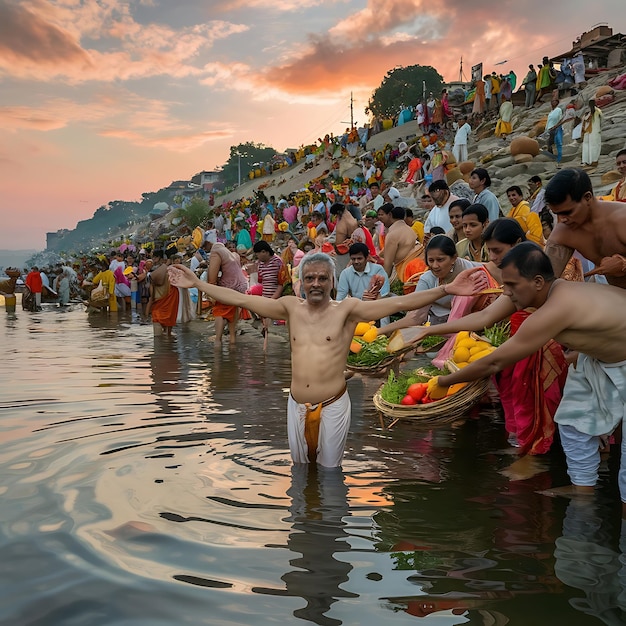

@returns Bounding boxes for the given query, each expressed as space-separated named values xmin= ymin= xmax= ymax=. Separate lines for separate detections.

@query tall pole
xmin=350 ymin=92 xmax=354 ymax=128
xmin=237 ymin=153 xmax=241 ymax=187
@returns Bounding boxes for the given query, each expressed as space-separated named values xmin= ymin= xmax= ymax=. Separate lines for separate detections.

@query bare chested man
xmin=168 ymin=255 xmax=486 ymax=468
xmin=544 ymin=168 xmax=626 ymax=288
xmin=435 ymin=243 xmax=626 ymax=516
xmin=330 ymin=202 xmax=359 ymax=277
xmin=377 ymin=203 xmax=423 ymax=280
xmin=330 ymin=202 xmax=358 ymax=246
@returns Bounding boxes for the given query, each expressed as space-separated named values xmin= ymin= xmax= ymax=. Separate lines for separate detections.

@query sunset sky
xmin=0 ymin=0 xmax=622 ymax=250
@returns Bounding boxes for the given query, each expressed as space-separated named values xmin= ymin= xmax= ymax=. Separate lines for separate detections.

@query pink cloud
xmin=213 ymin=0 xmax=331 ymax=11
xmin=0 ymin=1 xmax=92 ymax=68
xmin=0 ymin=1 xmax=248 ymax=82
xmin=98 ymin=128 xmax=236 ymax=151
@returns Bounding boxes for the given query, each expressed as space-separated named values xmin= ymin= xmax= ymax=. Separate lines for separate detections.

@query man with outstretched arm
xmin=432 ymin=243 xmax=626 ymax=517
xmin=168 ymin=254 xmax=487 ymax=468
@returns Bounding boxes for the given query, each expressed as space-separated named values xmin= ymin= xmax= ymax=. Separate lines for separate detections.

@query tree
xmin=183 ymin=197 xmax=210 ymax=229
xmin=220 ymin=142 xmax=278 ymax=188
xmin=366 ymin=65 xmax=445 ymax=119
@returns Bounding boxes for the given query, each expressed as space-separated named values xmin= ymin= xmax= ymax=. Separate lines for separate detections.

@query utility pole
xmin=341 ymin=92 xmax=357 ymax=129
xmin=350 ymin=91 xmax=354 ymax=128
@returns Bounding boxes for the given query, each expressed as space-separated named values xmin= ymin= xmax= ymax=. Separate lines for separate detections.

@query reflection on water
xmin=0 ymin=309 xmax=624 ymax=625
xmin=253 ymin=466 xmax=355 ymax=626
xmin=555 ymin=499 xmax=626 ymax=623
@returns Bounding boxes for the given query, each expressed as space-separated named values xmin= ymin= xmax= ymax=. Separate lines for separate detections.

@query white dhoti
xmin=287 ymin=388 xmax=350 ymax=467
xmin=555 ymin=354 xmax=626 ymax=500
xmin=582 ymin=128 xmax=602 ymax=165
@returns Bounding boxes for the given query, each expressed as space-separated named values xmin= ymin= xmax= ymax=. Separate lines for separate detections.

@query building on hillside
xmin=550 ymin=24 xmax=626 ymax=73
xmin=192 ymin=170 xmax=222 ymax=193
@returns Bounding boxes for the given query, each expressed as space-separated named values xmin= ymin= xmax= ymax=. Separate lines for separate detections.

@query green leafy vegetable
xmin=347 ymin=336 xmax=390 ymax=366
xmin=419 ymin=335 xmax=445 ymax=349
xmin=389 ymin=279 xmax=405 ymax=296
xmin=380 ymin=368 xmax=436 ymax=404
xmin=483 ymin=321 xmax=511 ymax=347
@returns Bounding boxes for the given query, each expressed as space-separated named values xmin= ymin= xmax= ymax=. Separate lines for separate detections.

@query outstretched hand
xmin=583 ymin=255 xmax=626 ymax=278
xmin=168 ymin=264 xmax=199 ymax=289
xmin=446 ymin=267 xmax=490 ymax=296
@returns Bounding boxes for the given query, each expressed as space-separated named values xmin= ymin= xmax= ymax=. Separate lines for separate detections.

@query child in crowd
xmin=456 ymin=204 xmax=490 ymax=262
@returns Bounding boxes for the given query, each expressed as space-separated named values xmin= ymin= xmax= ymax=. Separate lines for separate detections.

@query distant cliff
xmin=46 ymin=189 xmax=172 ymax=254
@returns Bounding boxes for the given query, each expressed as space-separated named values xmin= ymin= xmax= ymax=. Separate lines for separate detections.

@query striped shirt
xmin=258 ymin=254 xmax=283 ymax=298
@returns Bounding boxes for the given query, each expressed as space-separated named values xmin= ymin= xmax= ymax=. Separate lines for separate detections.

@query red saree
xmin=495 ymin=309 xmax=568 ymax=455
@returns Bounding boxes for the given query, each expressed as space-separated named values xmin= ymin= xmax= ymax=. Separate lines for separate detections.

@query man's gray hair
xmin=299 ymin=252 xmax=336 ymax=283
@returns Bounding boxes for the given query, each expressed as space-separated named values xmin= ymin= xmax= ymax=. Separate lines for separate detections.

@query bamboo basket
xmin=373 ymin=361 xmax=490 ymax=424
xmin=346 ymin=344 xmax=415 ymax=375
xmin=413 ymin=337 xmax=447 ymax=354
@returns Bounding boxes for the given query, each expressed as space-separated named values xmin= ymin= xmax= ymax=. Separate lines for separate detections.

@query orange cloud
xmin=261 ymin=36 xmax=460 ymax=93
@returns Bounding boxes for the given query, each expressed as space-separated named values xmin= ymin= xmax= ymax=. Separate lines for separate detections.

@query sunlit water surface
xmin=1 ymin=308 xmax=624 ymax=625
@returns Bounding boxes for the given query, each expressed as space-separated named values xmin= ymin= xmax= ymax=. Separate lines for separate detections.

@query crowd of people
xmin=9 ymin=66 xmax=626 ymax=519
xmin=158 ymin=163 xmax=624 ymax=515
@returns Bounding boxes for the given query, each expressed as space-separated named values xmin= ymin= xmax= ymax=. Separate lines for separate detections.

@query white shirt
xmin=363 ymin=164 xmax=376 ymax=181
xmin=213 ymin=214 xmax=225 ymax=235
xmin=109 ymin=259 xmax=124 ymax=273
xmin=454 ymin=123 xmax=471 ymax=146
xmin=424 ymin=193 xmax=459 ymax=233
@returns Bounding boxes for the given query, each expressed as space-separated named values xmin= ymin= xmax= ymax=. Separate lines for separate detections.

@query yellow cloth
xmin=495 ymin=120 xmax=512 ymax=137
xmin=536 ymin=64 xmax=551 ymax=90
xmin=304 ymin=386 xmax=347 ymax=463
xmin=92 ymin=270 xmax=117 ymax=312
xmin=508 ymin=201 xmax=544 ymax=245
xmin=410 ymin=220 xmax=424 ymax=243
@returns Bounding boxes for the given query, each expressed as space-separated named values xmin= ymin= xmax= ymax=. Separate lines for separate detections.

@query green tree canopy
xmin=366 ymin=65 xmax=445 ymax=119
xmin=220 ymin=142 xmax=278 ymax=188
xmin=183 ymin=197 xmax=210 ymax=229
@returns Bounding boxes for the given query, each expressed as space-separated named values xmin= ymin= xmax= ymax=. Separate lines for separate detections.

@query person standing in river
xmin=168 ymin=256 xmax=487 ymax=468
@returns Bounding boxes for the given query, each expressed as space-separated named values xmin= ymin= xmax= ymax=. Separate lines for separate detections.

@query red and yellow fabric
xmin=390 ymin=245 xmax=426 ymax=283
xmin=603 ymin=179 xmax=626 ymax=202
xmin=495 ymin=309 xmax=568 ymax=455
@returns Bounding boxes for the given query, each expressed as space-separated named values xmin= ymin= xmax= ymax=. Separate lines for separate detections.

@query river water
xmin=1 ymin=307 xmax=624 ymax=625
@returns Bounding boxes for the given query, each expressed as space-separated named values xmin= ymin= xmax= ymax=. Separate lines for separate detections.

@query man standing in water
xmin=435 ymin=243 xmax=626 ymax=516
xmin=168 ymin=255 xmax=486 ymax=468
